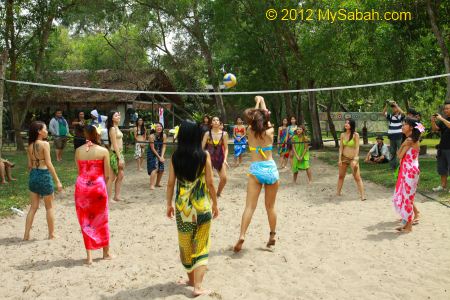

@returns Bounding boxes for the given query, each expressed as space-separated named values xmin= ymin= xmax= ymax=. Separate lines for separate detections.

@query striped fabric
xmin=386 ymin=113 xmax=404 ymax=140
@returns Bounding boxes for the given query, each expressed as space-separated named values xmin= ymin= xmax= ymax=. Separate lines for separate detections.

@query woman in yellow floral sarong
xmin=166 ymin=120 xmax=219 ymax=297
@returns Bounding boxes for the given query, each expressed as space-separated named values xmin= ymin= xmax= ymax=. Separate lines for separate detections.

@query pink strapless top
xmin=77 ymin=160 xmax=105 ymax=180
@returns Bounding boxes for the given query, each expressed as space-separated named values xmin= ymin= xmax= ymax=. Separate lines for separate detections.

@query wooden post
xmin=0 ymin=50 xmax=9 ymax=158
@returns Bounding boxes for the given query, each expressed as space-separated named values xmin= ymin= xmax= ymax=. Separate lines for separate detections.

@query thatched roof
xmin=31 ymin=69 xmax=183 ymax=105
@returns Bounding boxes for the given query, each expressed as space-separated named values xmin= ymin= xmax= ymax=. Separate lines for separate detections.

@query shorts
xmin=437 ymin=149 xmax=450 ymax=176
xmin=248 ymin=160 xmax=279 ymax=185
xmin=29 ymin=168 xmax=54 ymax=196
xmin=370 ymin=155 xmax=388 ymax=163
xmin=54 ymin=137 xmax=67 ymax=150
xmin=340 ymin=154 xmax=356 ymax=165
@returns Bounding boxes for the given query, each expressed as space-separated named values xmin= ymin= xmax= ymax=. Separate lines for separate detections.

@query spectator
xmin=382 ymin=100 xmax=405 ymax=170
xmin=72 ymin=111 xmax=86 ymax=149
xmin=49 ymin=109 xmax=69 ymax=161
xmin=0 ymin=158 xmax=16 ymax=184
xmin=364 ymin=135 xmax=390 ymax=164
xmin=90 ymin=109 xmax=108 ymax=146
xmin=431 ymin=102 xmax=450 ymax=192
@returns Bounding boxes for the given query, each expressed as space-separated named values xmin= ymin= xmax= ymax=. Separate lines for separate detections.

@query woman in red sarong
xmin=75 ymin=125 xmax=112 ymax=264
xmin=393 ymin=118 xmax=423 ymax=233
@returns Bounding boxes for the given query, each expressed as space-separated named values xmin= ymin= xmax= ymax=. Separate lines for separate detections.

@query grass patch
xmin=0 ymin=145 xmax=135 ymax=217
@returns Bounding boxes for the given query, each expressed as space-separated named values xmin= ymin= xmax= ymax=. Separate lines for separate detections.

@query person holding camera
xmin=431 ymin=102 xmax=450 ymax=192
xmin=382 ymin=100 xmax=405 ymax=170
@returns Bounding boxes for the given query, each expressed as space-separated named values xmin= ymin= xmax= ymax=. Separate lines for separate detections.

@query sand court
xmin=0 ymin=154 xmax=449 ymax=299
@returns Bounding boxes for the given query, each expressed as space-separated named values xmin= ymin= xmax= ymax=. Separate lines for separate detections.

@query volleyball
xmin=223 ymin=73 xmax=237 ymax=88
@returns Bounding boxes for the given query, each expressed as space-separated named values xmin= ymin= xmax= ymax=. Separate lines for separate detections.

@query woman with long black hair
xmin=336 ymin=119 xmax=366 ymax=201
xmin=106 ymin=111 xmax=124 ymax=202
xmin=147 ymin=122 xmax=167 ymax=189
xmin=166 ymin=120 xmax=219 ymax=297
xmin=24 ymin=121 xmax=63 ymax=240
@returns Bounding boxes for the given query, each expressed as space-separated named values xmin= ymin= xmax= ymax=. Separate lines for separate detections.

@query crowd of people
xmin=7 ymin=96 xmax=450 ymax=296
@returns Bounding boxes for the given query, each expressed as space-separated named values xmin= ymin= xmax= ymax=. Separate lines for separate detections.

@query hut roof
xmin=31 ymin=69 xmax=183 ymax=105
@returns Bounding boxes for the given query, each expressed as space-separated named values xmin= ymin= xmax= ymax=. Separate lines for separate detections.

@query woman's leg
xmin=239 ymin=155 xmax=243 ymax=165
xmin=306 ymin=168 xmax=312 ymax=184
xmin=43 ymin=194 xmax=56 ymax=239
xmin=336 ymin=163 xmax=348 ymax=196
xmin=5 ymin=165 xmax=15 ymax=181
xmin=85 ymin=250 xmax=93 ymax=265
xmin=413 ymin=204 xmax=420 ymax=224
xmin=24 ymin=192 xmax=40 ymax=240
xmin=234 ymin=175 xmax=263 ymax=252
xmin=149 ymin=169 xmax=157 ymax=190
xmin=114 ymin=167 xmax=124 ymax=201
xmin=264 ymin=181 xmax=279 ymax=247
xmin=351 ymin=161 xmax=365 ymax=200
xmin=156 ymin=171 xmax=164 ymax=187
xmin=293 ymin=171 xmax=298 ymax=183
xmin=192 ymin=265 xmax=210 ymax=296
xmin=217 ymin=165 xmax=227 ymax=197
xmin=107 ymin=172 xmax=117 ymax=199
xmin=103 ymin=246 xmax=113 ymax=259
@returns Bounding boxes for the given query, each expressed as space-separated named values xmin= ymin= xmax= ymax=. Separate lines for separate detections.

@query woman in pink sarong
xmin=75 ymin=125 xmax=112 ymax=264
xmin=393 ymin=117 xmax=423 ymax=233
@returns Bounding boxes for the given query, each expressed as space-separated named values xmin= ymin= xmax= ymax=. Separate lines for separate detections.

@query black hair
xmin=28 ymin=121 xmax=46 ymax=144
xmin=172 ymin=120 xmax=206 ymax=181
xmin=84 ymin=125 xmax=101 ymax=145
xmin=403 ymin=117 xmax=421 ymax=143
xmin=106 ymin=110 xmax=119 ymax=145
xmin=345 ymin=119 xmax=356 ymax=141
xmin=136 ymin=118 xmax=145 ymax=136
xmin=244 ymin=108 xmax=271 ymax=139
xmin=152 ymin=122 xmax=164 ymax=140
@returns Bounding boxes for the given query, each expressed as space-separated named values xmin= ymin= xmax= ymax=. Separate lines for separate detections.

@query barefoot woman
xmin=147 ymin=122 xmax=167 ymax=189
xmin=234 ymin=96 xmax=279 ymax=252
xmin=336 ymin=119 xmax=366 ymax=201
xmin=24 ymin=121 xmax=63 ymax=240
xmin=133 ymin=118 xmax=147 ymax=171
xmin=75 ymin=125 xmax=112 ymax=264
xmin=393 ymin=118 xmax=423 ymax=232
xmin=202 ymin=116 xmax=229 ymax=197
xmin=166 ymin=120 xmax=219 ymax=297
xmin=106 ymin=111 xmax=125 ymax=202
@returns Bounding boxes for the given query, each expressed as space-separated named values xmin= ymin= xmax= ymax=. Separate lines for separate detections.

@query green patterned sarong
xmin=110 ymin=151 xmax=124 ymax=175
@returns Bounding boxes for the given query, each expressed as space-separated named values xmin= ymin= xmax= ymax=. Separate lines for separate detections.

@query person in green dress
xmin=291 ymin=126 xmax=312 ymax=184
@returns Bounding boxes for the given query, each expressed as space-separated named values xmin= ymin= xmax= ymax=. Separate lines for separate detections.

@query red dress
xmin=393 ymin=148 xmax=420 ymax=223
xmin=75 ymin=160 xmax=109 ymax=250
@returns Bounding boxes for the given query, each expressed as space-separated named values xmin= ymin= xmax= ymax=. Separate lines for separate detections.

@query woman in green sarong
xmin=292 ymin=125 xmax=312 ymax=184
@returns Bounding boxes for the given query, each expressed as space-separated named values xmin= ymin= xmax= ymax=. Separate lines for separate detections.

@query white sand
xmin=1 ymin=153 xmax=449 ymax=299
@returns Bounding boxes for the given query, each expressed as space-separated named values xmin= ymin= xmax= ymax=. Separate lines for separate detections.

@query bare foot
xmin=113 ymin=197 xmax=121 ymax=202
xmin=176 ymin=278 xmax=194 ymax=287
xmin=360 ymin=197 xmax=367 ymax=201
xmin=267 ymin=232 xmax=276 ymax=248
xmin=233 ymin=238 xmax=245 ymax=253
xmin=156 ymin=184 xmax=163 ymax=187
xmin=23 ymin=235 xmax=30 ymax=241
xmin=48 ymin=234 xmax=57 ymax=240
xmin=193 ymin=289 xmax=212 ymax=297
xmin=0 ymin=181 xmax=6 ymax=184
xmin=149 ymin=186 xmax=155 ymax=190
xmin=84 ymin=259 xmax=93 ymax=265
xmin=103 ymin=254 xmax=114 ymax=260
xmin=8 ymin=178 xmax=17 ymax=181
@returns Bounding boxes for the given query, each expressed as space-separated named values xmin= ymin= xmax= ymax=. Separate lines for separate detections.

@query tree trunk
xmin=427 ymin=0 xmax=450 ymax=101
xmin=308 ymin=80 xmax=323 ymax=149
xmin=0 ymin=51 xmax=8 ymax=157
xmin=296 ymin=80 xmax=305 ymax=125
xmin=327 ymin=90 xmax=339 ymax=148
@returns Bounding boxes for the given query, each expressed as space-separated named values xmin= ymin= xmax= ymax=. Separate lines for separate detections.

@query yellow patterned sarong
xmin=175 ymin=170 xmax=212 ymax=272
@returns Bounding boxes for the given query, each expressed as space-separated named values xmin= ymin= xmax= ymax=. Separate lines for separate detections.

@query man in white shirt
xmin=90 ymin=109 xmax=109 ymax=146
xmin=364 ymin=135 xmax=390 ymax=164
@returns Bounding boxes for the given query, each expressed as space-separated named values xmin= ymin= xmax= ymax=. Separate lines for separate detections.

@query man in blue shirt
xmin=382 ymin=100 xmax=405 ymax=170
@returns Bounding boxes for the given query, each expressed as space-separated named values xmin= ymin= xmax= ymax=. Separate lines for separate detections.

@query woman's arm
xmin=223 ymin=132 xmax=229 ymax=162
xmin=397 ymin=138 xmax=412 ymax=160
xmin=132 ymin=127 xmax=137 ymax=139
xmin=338 ymin=133 xmax=344 ymax=164
xmin=43 ymin=142 xmax=62 ymax=192
xmin=301 ymin=142 xmax=309 ymax=159
xmin=165 ymin=160 xmax=176 ymax=219
xmin=202 ymin=132 xmax=208 ymax=149
xmin=277 ymin=127 xmax=281 ymax=144
xmin=354 ymin=133 xmax=360 ymax=160
xmin=27 ymin=148 xmax=32 ymax=171
xmin=160 ymin=134 xmax=167 ymax=162
xmin=149 ymin=134 xmax=160 ymax=158
xmin=205 ymin=153 xmax=219 ymax=218
xmin=102 ymin=148 xmax=110 ymax=184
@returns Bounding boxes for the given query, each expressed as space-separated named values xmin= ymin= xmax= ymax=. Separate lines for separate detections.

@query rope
xmin=5 ymin=73 xmax=450 ymax=96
